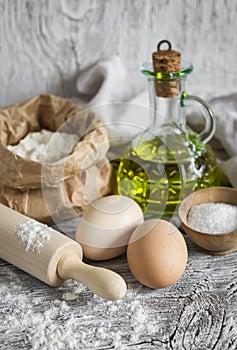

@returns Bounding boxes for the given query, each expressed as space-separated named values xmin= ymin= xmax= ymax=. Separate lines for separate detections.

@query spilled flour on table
xmin=0 ymin=272 xmax=157 ymax=349
xmin=62 ymin=285 xmax=85 ymax=301
xmin=15 ymin=219 xmax=52 ymax=254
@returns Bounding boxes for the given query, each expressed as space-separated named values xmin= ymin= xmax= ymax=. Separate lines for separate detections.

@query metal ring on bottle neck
xmin=157 ymin=40 xmax=172 ymax=52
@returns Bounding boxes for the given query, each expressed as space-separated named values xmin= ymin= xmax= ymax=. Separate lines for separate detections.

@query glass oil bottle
xmin=117 ymin=40 xmax=227 ymax=218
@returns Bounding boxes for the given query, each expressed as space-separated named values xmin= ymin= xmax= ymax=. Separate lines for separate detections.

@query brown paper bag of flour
xmin=0 ymin=94 xmax=111 ymax=224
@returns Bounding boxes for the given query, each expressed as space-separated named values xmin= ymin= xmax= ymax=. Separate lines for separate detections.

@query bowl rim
xmin=178 ymin=187 xmax=237 ymax=237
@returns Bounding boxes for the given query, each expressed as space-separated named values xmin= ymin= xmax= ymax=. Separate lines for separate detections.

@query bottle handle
xmin=182 ymin=93 xmax=217 ymax=144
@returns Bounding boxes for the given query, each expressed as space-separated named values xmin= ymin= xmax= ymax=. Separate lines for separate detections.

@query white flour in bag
xmin=7 ymin=129 xmax=78 ymax=162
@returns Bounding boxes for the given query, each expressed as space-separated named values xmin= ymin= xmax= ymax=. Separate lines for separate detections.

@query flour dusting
xmin=0 ymin=274 xmax=158 ymax=349
xmin=16 ymin=219 xmax=51 ymax=253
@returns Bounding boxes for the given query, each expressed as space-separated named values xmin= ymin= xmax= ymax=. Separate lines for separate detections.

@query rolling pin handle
xmin=57 ymin=254 xmax=127 ymax=301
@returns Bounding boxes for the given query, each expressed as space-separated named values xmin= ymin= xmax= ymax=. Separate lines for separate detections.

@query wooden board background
xmin=0 ymin=0 xmax=236 ymax=107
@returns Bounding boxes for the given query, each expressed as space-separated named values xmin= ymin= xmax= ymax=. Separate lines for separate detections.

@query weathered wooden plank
xmin=0 ymin=0 xmax=236 ymax=107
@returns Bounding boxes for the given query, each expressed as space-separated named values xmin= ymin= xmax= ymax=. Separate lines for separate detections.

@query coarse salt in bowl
xmin=178 ymin=187 xmax=237 ymax=255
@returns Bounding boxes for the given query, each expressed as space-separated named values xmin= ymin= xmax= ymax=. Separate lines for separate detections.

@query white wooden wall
xmin=0 ymin=0 xmax=236 ymax=107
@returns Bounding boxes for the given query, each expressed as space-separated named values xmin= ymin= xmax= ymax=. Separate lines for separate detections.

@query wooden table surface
xmin=0 ymin=217 xmax=236 ymax=350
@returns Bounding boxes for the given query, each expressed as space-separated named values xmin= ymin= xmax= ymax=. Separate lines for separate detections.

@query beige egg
xmin=76 ymin=195 xmax=144 ymax=260
xmin=127 ymin=219 xmax=188 ymax=288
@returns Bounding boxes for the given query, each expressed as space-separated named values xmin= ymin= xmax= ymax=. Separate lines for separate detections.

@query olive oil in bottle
xmin=117 ymin=132 xmax=225 ymax=218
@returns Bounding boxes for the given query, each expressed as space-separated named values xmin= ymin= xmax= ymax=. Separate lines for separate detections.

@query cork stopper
xmin=152 ymin=40 xmax=181 ymax=97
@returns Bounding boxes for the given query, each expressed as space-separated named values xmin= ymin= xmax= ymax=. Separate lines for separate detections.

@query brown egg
xmin=127 ymin=219 xmax=188 ymax=288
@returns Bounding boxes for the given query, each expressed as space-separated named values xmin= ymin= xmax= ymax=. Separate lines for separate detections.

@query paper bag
xmin=0 ymin=94 xmax=111 ymax=224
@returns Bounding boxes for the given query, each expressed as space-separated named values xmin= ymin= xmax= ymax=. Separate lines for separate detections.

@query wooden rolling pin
xmin=0 ymin=204 xmax=127 ymax=301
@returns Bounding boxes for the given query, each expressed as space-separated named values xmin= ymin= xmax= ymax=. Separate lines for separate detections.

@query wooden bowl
xmin=178 ymin=187 xmax=237 ymax=255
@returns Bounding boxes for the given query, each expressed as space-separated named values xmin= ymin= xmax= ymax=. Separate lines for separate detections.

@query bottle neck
xmin=148 ymin=77 xmax=186 ymax=132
